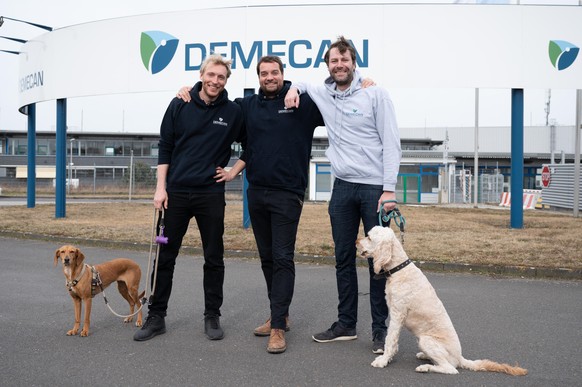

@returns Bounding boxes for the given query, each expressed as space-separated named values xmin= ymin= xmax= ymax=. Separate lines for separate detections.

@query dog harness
xmin=373 ymin=259 xmax=412 ymax=280
xmin=90 ymin=266 xmax=104 ymax=298
xmin=65 ymin=264 xmax=88 ymax=292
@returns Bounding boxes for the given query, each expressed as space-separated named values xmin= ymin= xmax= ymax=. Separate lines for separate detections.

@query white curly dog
xmin=356 ymin=226 xmax=527 ymax=376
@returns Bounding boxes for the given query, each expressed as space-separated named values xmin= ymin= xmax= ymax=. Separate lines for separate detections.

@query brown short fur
xmin=54 ymin=245 xmax=144 ymax=337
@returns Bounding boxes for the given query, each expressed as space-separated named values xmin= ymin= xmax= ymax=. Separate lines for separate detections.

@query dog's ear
xmin=371 ymin=232 xmax=394 ymax=274
xmin=76 ymin=248 xmax=85 ymax=264
xmin=54 ymin=248 xmax=61 ymax=266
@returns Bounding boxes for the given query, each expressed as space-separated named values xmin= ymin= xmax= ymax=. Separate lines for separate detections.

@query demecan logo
xmin=548 ymin=40 xmax=579 ymax=71
xmin=140 ymin=31 xmax=179 ymax=74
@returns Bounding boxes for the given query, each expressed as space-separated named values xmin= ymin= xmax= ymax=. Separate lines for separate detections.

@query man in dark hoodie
xmin=134 ymin=54 xmax=245 ymax=343
xmin=178 ymin=55 xmax=323 ymax=353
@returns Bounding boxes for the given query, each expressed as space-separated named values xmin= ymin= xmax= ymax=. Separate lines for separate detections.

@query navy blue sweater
xmin=158 ymin=82 xmax=244 ymax=193
xmin=237 ymin=81 xmax=323 ymax=196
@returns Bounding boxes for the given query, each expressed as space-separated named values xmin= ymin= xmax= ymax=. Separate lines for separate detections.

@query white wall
xmin=18 ymin=3 xmax=582 ymax=109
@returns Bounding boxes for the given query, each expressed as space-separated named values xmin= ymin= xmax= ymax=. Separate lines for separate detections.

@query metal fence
xmin=450 ymin=168 xmax=504 ymax=204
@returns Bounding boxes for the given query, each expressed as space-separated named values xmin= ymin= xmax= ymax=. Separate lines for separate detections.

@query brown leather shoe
xmin=267 ymin=328 xmax=287 ymax=354
xmin=253 ymin=317 xmax=290 ymax=337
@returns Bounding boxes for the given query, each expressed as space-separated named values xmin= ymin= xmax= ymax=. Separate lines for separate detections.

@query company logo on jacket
xmin=344 ymin=108 xmax=364 ymax=117
xmin=213 ymin=117 xmax=228 ymax=126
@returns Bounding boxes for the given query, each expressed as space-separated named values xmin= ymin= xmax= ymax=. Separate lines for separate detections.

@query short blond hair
xmin=200 ymin=54 xmax=233 ymax=79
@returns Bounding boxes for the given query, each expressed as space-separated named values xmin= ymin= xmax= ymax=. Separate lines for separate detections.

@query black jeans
xmin=247 ymin=188 xmax=304 ymax=330
xmin=328 ymin=179 xmax=388 ymax=334
xmin=148 ymin=191 xmax=225 ymax=318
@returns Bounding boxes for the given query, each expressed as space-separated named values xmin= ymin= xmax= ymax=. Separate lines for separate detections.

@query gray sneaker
xmin=372 ymin=330 xmax=387 ymax=354
xmin=133 ymin=314 xmax=166 ymax=341
xmin=204 ymin=315 xmax=224 ymax=340
xmin=312 ymin=322 xmax=357 ymax=343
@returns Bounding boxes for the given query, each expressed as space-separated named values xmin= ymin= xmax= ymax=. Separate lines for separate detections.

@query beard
xmin=260 ymin=81 xmax=282 ymax=97
xmin=332 ymin=70 xmax=353 ymax=88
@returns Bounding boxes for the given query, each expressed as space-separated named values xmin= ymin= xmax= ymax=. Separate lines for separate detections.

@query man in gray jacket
xmin=285 ymin=36 xmax=401 ymax=354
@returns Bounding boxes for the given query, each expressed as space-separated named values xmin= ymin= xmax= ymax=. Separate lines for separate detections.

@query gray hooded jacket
xmin=295 ymin=70 xmax=401 ymax=191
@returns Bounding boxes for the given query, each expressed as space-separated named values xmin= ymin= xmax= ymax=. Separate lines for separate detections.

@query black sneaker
xmin=133 ymin=315 xmax=166 ymax=341
xmin=372 ymin=330 xmax=387 ymax=354
xmin=204 ymin=315 xmax=224 ymax=340
xmin=312 ymin=322 xmax=357 ymax=343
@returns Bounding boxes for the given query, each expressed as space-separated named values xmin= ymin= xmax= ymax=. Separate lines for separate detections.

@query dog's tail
xmin=460 ymin=358 xmax=527 ymax=376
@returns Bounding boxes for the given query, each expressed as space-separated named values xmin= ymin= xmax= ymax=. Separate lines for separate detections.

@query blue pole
xmin=56 ymin=99 xmax=67 ymax=218
xmin=241 ymin=88 xmax=255 ymax=229
xmin=26 ymin=104 xmax=36 ymax=208
xmin=510 ymin=89 xmax=524 ymax=229
xmin=242 ymin=170 xmax=251 ymax=229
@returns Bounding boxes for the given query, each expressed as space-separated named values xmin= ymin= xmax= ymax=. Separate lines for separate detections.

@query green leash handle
xmin=378 ymin=200 xmax=405 ymax=233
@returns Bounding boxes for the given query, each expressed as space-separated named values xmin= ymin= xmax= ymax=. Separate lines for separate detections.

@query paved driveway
xmin=0 ymin=237 xmax=580 ymax=386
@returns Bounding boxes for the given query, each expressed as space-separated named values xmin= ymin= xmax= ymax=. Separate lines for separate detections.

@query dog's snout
xmin=64 ymin=257 xmax=70 ymax=265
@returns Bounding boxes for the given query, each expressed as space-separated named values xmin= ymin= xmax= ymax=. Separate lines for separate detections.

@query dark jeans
xmin=328 ymin=179 xmax=388 ymax=333
xmin=148 ymin=191 xmax=225 ymax=318
xmin=247 ymin=188 xmax=304 ymax=330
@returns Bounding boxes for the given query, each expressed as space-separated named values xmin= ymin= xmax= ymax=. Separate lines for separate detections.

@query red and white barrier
xmin=499 ymin=190 xmax=541 ymax=209
xmin=523 ymin=193 xmax=536 ymax=209
xmin=499 ymin=192 xmax=511 ymax=207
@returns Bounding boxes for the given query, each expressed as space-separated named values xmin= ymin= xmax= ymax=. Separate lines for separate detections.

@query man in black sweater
xmin=134 ymin=54 xmax=245 ymax=342
xmin=178 ymin=55 xmax=323 ymax=353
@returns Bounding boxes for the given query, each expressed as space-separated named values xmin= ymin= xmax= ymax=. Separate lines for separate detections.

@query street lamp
xmin=0 ymin=16 xmax=53 ymax=31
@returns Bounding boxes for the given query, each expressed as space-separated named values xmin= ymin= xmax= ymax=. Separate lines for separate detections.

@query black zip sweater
xmin=237 ymin=81 xmax=324 ymax=196
xmin=158 ymin=81 xmax=244 ymax=193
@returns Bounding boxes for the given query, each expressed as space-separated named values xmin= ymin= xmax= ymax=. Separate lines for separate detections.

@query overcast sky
xmin=1 ymin=0 xmax=579 ymax=135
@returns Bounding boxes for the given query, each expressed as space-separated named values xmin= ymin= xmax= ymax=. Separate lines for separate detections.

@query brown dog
xmin=54 ymin=245 xmax=144 ymax=337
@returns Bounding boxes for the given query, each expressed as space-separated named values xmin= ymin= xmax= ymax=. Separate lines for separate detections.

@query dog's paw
xmin=66 ymin=329 xmax=78 ymax=336
xmin=415 ymin=364 xmax=430 ymax=373
xmin=80 ymin=329 xmax=89 ymax=337
xmin=371 ymin=356 xmax=389 ymax=368
xmin=416 ymin=351 xmax=430 ymax=360
xmin=123 ymin=317 xmax=133 ymax=324
xmin=135 ymin=320 xmax=142 ymax=327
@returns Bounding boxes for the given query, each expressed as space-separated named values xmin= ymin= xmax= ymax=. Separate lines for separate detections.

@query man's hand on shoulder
xmin=284 ymin=87 xmax=300 ymax=109
xmin=176 ymin=86 xmax=193 ymax=102
xmin=362 ymin=77 xmax=376 ymax=89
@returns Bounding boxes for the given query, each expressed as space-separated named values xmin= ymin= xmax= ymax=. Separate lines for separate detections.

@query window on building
xmin=37 ymin=144 xmax=48 ymax=155
xmin=315 ymin=163 xmax=332 ymax=193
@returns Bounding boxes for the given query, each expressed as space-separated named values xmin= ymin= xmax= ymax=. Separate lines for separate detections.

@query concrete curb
xmin=5 ymin=231 xmax=581 ymax=281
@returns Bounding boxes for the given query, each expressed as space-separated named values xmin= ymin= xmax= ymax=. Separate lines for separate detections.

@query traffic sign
xmin=541 ymin=165 xmax=551 ymax=188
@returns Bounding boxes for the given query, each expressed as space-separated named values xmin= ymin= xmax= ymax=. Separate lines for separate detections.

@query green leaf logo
xmin=140 ymin=31 xmax=179 ymax=74
xmin=548 ymin=40 xmax=579 ymax=71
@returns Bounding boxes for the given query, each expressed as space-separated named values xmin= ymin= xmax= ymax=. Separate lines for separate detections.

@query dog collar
xmin=66 ymin=264 xmax=89 ymax=291
xmin=373 ymin=259 xmax=412 ymax=280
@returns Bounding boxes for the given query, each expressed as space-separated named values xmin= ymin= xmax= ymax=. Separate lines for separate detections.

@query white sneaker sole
xmin=312 ymin=335 xmax=357 ymax=343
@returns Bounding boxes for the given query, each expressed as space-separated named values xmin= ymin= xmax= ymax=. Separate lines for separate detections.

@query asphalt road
xmin=0 ymin=237 xmax=580 ymax=387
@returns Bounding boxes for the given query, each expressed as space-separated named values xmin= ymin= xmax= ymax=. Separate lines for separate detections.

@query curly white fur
xmin=356 ymin=226 xmax=527 ymax=376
